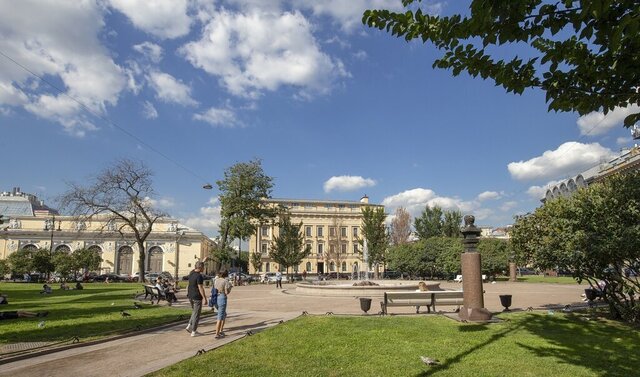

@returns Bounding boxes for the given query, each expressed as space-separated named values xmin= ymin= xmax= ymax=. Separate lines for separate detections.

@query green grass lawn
xmin=0 ymin=282 xmax=192 ymax=344
xmin=150 ymin=313 xmax=638 ymax=377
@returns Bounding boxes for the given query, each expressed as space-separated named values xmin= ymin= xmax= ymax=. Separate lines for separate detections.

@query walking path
xmin=0 ymin=280 xmax=588 ymax=377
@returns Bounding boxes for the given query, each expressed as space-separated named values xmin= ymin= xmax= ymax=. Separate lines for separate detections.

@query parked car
xmin=517 ymin=268 xmax=536 ymax=276
xmin=94 ymin=273 xmax=124 ymax=282
xmin=326 ymin=272 xmax=350 ymax=280
xmin=145 ymin=273 xmax=160 ymax=283
xmin=229 ymin=272 xmax=254 ymax=284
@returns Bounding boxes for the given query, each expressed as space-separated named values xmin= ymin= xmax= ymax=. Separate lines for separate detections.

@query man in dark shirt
xmin=186 ymin=261 xmax=207 ymax=337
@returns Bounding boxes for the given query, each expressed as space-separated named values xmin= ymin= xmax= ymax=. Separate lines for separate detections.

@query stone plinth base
xmin=509 ymin=262 xmax=517 ymax=282
xmin=458 ymin=306 xmax=493 ymax=322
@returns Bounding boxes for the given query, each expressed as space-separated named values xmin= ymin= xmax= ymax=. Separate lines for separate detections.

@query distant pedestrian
xmin=214 ymin=270 xmax=232 ymax=339
xmin=275 ymin=270 xmax=283 ymax=289
xmin=302 ymin=270 xmax=307 ymax=281
xmin=186 ymin=261 xmax=207 ymax=337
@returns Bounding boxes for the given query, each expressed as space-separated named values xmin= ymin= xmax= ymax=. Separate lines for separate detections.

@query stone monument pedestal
xmin=509 ymin=262 xmax=517 ymax=282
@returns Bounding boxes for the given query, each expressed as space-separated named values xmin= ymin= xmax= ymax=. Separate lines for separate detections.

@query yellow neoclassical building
xmin=248 ymin=196 xmax=385 ymax=276
xmin=0 ymin=188 xmax=214 ymax=279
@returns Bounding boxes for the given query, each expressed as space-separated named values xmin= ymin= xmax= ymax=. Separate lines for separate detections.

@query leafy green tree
xmin=73 ymin=248 xmax=103 ymax=273
xmin=31 ymin=248 xmax=54 ymax=277
xmin=478 ymin=238 xmax=511 ymax=277
xmin=414 ymin=205 xmax=443 ymax=240
xmin=360 ymin=206 xmax=388 ymax=278
xmin=424 ymin=237 xmax=463 ymax=279
xmin=250 ymin=251 xmax=263 ymax=275
xmin=59 ymin=158 xmax=166 ymax=282
xmin=7 ymin=249 xmax=33 ymax=275
xmin=442 ymin=210 xmax=463 ymax=238
xmin=512 ymin=171 xmax=640 ymax=323
xmin=0 ymin=259 xmax=9 ymax=277
xmin=52 ymin=251 xmax=78 ymax=280
xmin=364 ymin=1 xmax=640 ymax=127
xmin=269 ymin=215 xmax=311 ymax=278
xmin=217 ymin=159 xmax=279 ymax=252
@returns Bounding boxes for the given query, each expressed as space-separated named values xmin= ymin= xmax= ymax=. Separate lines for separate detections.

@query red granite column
xmin=458 ymin=215 xmax=492 ymax=322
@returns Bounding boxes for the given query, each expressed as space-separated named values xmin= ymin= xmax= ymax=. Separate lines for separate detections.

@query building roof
xmin=266 ymin=198 xmax=383 ymax=207
xmin=0 ymin=189 xmax=59 ymax=217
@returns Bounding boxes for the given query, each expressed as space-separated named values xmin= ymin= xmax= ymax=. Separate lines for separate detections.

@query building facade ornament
xmin=9 ymin=218 xmax=21 ymax=229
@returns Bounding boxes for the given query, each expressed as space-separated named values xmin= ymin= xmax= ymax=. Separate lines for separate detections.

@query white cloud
xmin=617 ymin=136 xmax=632 ymax=146
xmin=180 ymin=8 xmax=348 ymax=98
xmin=107 ymin=0 xmax=191 ymax=39
xmin=577 ymin=104 xmax=640 ymax=136
xmin=507 ymin=142 xmax=615 ymax=181
xmin=381 ymin=188 xmax=478 ymax=219
xmin=142 ymin=101 xmax=158 ymax=119
xmin=193 ymin=107 xmax=242 ymax=128
xmin=476 ymin=191 xmax=502 ymax=202
xmin=323 ymin=175 xmax=376 ymax=193
xmin=147 ymin=71 xmax=198 ymax=106
xmin=132 ymin=42 xmax=163 ymax=63
xmin=144 ymin=196 xmax=176 ymax=209
xmin=353 ymin=50 xmax=368 ymax=60
xmin=526 ymin=180 xmax=560 ymax=199
xmin=0 ymin=1 xmax=127 ymax=136
xmin=181 ymin=197 xmax=222 ymax=236
xmin=499 ymin=201 xmax=518 ymax=212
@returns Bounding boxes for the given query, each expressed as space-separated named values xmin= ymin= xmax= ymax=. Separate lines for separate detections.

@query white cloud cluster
xmin=577 ymin=104 xmax=640 ymax=136
xmin=182 ymin=197 xmax=222 ymax=236
xmin=381 ymin=188 xmax=487 ymax=219
xmin=108 ymin=0 xmax=191 ymax=39
xmin=0 ymin=0 xmax=127 ymax=137
xmin=476 ymin=191 xmax=502 ymax=202
xmin=323 ymin=175 xmax=376 ymax=193
xmin=193 ymin=107 xmax=242 ymax=128
xmin=144 ymin=196 xmax=176 ymax=209
xmin=180 ymin=9 xmax=348 ymax=98
xmin=147 ymin=71 xmax=198 ymax=106
xmin=507 ymin=142 xmax=615 ymax=181
xmin=133 ymin=42 xmax=163 ymax=63
xmin=142 ymin=101 xmax=158 ymax=119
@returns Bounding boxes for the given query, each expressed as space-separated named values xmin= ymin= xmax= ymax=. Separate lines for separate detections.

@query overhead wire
xmin=0 ymin=49 xmax=212 ymax=187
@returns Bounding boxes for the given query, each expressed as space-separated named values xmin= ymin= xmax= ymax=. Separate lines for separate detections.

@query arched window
xmin=22 ymin=244 xmax=38 ymax=252
xmin=305 ymin=262 xmax=312 ymax=272
xmin=117 ymin=246 xmax=133 ymax=275
xmin=88 ymin=245 xmax=102 ymax=254
xmin=55 ymin=244 xmax=71 ymax=253
xmin=330 ymin=262 xmax=335 ymax=272
xmin=353 ymin=262 xmax=359 ymax=272
xmin=147 ymin=246 xmax=163 ymax=273
xmin=341 ymin=261 xmax=347 ymax=272
xmin=266 ymin=262 xmax=271 ymax=272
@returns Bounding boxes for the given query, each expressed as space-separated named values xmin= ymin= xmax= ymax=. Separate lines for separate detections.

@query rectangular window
xmin=329 ymin=227 xmax=336 ymax=237
xmin=330 ymin=245 xmax=336 ymax=254
xmin=305 ymin=226 xmax=312 ymax=237
xmin=258 ymin=265 xmax=263 ymax=272
xmin=318 ymin=243 xmax=323 ymax=254
xmin=317 ymin=226 xmax=324 ymax=237
xmin=261 ymin=226 xmax=269 ymax=236
xmin=341 ymin=244 xmax=347 ymax=254
xmin=340 ymin=227 xmax=347 ymax=237
xmin=352 ymin=227 xmax=358 ymax=237
xmin=353 ymin=244 xmax=359 ymax=253
xmin=261 ymin=243 xmax=268 ymax=254
xmin=306 ymin=243 xmax=312 ymax=252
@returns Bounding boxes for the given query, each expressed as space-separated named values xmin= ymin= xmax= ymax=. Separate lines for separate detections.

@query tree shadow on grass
xmin=414 ymin=321 xmax=520 ymax=376
xmin=513 ymin=314 xmax=639 ymax=377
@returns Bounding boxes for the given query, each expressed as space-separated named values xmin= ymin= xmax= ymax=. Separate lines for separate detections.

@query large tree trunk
xmin=137 ymin=240 xmax=146 ymax=282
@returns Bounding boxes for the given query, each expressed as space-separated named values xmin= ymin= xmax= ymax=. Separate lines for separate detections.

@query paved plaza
xmin=0 ymin=280 xmax=589 ymax=377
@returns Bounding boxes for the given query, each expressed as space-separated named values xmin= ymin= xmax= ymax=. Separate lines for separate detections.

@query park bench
xmin=143 ymin=285 xmax=167 ymax=304
xmin=430 ymin=290 xmax=464 ymax=312
xmin=381 ymin=292 xmax=434 ymax=314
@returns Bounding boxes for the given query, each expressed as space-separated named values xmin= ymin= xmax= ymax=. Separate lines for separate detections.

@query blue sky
xmin=1 ymin=0 xmax=636 ymax=236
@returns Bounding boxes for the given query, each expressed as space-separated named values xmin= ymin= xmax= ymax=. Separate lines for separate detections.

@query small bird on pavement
xmin=420 ymin=356 xmax=440 ymax=366
xmin=121 ymin=311 xmax=131 ymax=317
